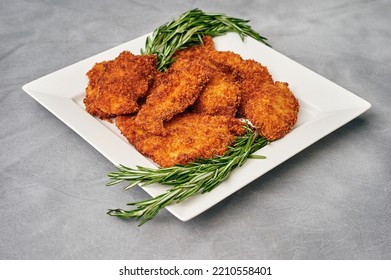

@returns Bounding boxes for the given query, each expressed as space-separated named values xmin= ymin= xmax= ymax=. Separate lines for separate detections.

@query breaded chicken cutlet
xmin=200 ymin=49 xmax=274 ymax=116
xmin=134 ymin=59 xmax=210 ymax=136
xmin=172 ymin=37 xmax=240 ymax=117
xmin=116 ymin=113 xmax=245 ymax=167
xmin=244 ymin=82 xmax=299 ymax=140
xmin=84 ymin=51 xmax=157 ymax=119
xmin=232 ymin=59 xmax=274 ymax=115
xmin=191 ymin=72 xmax=240 ymax=117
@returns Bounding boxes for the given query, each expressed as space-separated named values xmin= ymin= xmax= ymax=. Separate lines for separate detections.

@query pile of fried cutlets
xmin=84 ymin=36 xmax=299 ymax=167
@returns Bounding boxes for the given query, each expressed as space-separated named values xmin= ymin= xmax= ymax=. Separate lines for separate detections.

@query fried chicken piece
xmin=173 ymin=36 xmax=239 ymax=78
xmin=244 ymin=82 xmax=299 ymax=141
xmin=207 ymin=50 xmax=244 ymax=74
xmin=84 ymin=51 xmax=157 ymax=119
xmin=173 ymin=36 xmax=215 ymax=62
xmin=172 ymin=37 xmax=241 ymax=117
xmin=134 ymin=59 xmax=210 ymax=136
xmin=191 ymin=72 xmax=240 ymax=116
xmin=191 ymin=52 xmax=272 ymax=117
xmin=116 ymin=113 xmax=245 ymax=167
xmin=205 ymin=52 xmax=274 ymax=116
xmin=234 ymin=59 xmax=274 ymax=115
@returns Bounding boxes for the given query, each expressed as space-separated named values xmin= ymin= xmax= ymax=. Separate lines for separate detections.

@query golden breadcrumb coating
xmin=191 ymin=72 xmax=240 ymax=116
xmin=172 ymin=37 xmax=241 ymax=117
xmin=244 ymin=82 xmax=299 ymax=141
xmin=206 ymin=51 xmax=274 ymax=116
xmin=134 ymin=59 xmax=211 ymax=136
xmin=116 ymin=113 xmax=245 ymax=167
xmin=84 ymin=51 xmax=157 ymax=119
xmin=173 ymin=36 xmax=216 ymax=62
xmin=233 ymin=59 xmax=274 ymax=115
xmin=174 ymin=36 xmax=273 ymax=117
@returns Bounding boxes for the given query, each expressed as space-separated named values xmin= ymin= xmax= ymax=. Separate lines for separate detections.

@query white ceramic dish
xmin=22 ymin=32 xmax=371 ymax=221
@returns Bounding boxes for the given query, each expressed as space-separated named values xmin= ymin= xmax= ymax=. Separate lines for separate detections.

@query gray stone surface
xmin=1 ymin=0 xmax=390 ymax=259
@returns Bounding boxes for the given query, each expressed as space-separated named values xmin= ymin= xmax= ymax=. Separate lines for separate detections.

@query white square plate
xmin=22 ymin=32 xmax=371 ymax=221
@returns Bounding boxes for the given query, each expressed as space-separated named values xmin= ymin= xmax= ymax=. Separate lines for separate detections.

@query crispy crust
xmin=84 ymin=51 xmax=157 ymax=119
xmin=173 ymin=36 xmax=216 ymax=62
xmin=173 ymin=37 xmax=241 ymax=117
xmin=244 ymin=82 xmax=300 ymax=140
xmin=134 ymin=59 xmax=211 ymax=136
xmin=116 ymin=113 xmax=245 ymax=167
xmin=234 ymin=59 xmax=274 ymax=116
xmin=208 ymin=52 xmax=274 ymax=116
xmin=174 ymin=37 xmax=274 ymax=117
xmin=191 ymin=72 xmax=240 ymax=116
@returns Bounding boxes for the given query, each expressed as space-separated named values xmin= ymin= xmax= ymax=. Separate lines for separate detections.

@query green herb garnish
xmin=141 ymin=8 xmax=270 ymax=70
xmin=107 ymin=124 xmax=268 ymax=225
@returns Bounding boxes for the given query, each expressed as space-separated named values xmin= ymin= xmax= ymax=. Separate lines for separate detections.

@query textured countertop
xmin=1 ymin=0 xmax=390 ymax=259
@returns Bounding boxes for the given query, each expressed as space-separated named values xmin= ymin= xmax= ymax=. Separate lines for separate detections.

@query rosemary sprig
xmin=141 ymin=8 xmax=270 ymax=70
xmin=107 ymin=125 xmax=269 ymax=225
